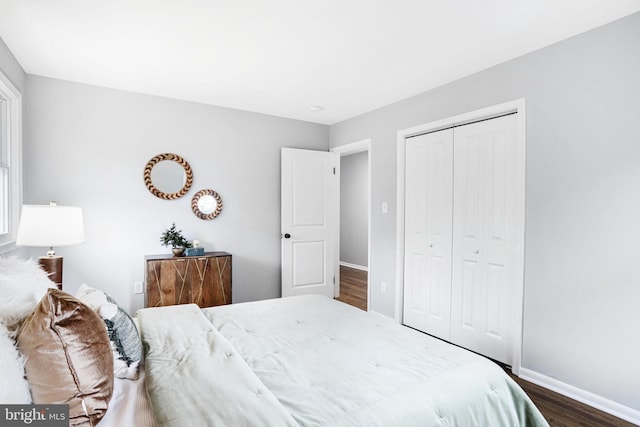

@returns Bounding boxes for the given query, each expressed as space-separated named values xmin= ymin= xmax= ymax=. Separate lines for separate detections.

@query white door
xmin=403 ymin=129 xmax=454 ymax=340
xmin=281 ymin=147 xmax=338 ymax=298
xmin=450 ymin=114 xmax=518 ymax=365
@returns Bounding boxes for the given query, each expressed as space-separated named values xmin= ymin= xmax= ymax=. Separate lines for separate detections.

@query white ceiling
xmin=0 ymin=1 xmax=638 ymax=124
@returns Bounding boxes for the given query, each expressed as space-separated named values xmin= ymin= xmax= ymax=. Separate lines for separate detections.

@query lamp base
xmin=38 ymin=256 xmax=63 ymax=290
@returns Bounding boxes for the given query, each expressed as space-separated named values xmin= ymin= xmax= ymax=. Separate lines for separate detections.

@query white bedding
xmin=139 ymin=303 xmax=298 ymax=427
xmin=138 ymin=295 xmax=548 ymax=426
xmin=97 ymin=371 xmax=154 ymax=427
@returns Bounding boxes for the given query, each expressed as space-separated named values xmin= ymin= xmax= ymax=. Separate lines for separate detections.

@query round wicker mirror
xmin=191 ymin=189 xmax=223 ymax=220
xmin=143 ymin=153 xmax=193 ymax=200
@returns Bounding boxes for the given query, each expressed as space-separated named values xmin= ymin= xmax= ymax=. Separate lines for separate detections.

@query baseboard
xmin=519 ymin=368 xmax=640 ymax=426
xmin=339 ymin=261 xmax=368 ymax=271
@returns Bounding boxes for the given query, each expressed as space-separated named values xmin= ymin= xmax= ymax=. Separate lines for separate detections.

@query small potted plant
xmin=160 ymin=222 xmax=192 ymax=256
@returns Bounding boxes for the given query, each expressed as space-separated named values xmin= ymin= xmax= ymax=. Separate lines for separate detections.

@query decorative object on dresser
xmin=184 ymin=239 xmax=205 ymax=256
xmin=159 ymin=222 xmax=192 ymax=256
xmin=145 ymin=252 xmax=232 ymax=308
xmin=184 ymin=247 xmax=204 ymax=256
xmin=15 ymin=202 xmax=85 ymax=290
xmin=191 ymin=188 xmax=223 ymax=220
xmin=143 ymin=152 xmax=193 ymax=200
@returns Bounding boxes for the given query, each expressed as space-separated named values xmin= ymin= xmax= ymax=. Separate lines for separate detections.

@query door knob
xmin=474 ymin=249 xmax=480 ymax=254
xmin=283 ymin=233 xmax=291 ymax=239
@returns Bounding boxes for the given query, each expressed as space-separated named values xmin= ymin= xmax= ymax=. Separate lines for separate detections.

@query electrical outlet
xmin=134 ymin=281 xmax=144 ymax=294
xmin=381 ymin=281 xmax=387 ymax=295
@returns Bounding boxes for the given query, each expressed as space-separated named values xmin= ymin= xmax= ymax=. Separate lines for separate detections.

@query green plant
xmin=159 ymin=223 xmax=193 ymax=249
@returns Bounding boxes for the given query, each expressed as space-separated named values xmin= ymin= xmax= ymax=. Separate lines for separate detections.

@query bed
xmin=1 ymin=257 xmax=547 ymax=426
xmin=138 ymin=295 xmax=549 ymax=427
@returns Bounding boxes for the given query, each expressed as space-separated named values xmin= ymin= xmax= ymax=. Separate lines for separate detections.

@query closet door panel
xmin=459 ymin=258 xmax=480 ymax=329
xmin=451 ymin=131 xmax=483 ymax=349
xmin=481 ymin=124 xmax=513 ymax=363
xmin=404 ymin=141 xmax=428 ymax=326
xmin=403 ymin=129 xmax=453 ymax=340
xmin=451 ymin=114 xmax=518 ymax=365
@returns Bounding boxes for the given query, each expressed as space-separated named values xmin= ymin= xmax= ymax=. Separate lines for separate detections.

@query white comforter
xmin=138 ymin=295 xmax=548 ymax=427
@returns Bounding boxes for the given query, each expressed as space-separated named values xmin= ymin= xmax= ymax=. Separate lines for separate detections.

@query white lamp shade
xmin=16 ymin=204 xmax=85 ymax=247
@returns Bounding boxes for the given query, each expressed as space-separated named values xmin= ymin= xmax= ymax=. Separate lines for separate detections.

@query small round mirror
xmin=151 ymin=160 xmax=186 ymax=194
xmin=197 ymin=195 xmax=217 ymax=214
xmin=192 ymin=189 xmax=222 ymax=220
xmin=143 ymin=153 xmax=193 ymax=200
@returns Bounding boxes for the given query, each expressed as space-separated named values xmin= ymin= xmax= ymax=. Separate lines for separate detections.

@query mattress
xmin=138 ymin=295 xmax=548 ymax=427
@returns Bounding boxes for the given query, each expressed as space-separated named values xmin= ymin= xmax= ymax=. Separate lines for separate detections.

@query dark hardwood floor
xmin=335 ymin=265 xmax=367 ymax=311
xmin=504 ymin=368 xmax=636 ymax=427
xmin=335 ymin=265 xmax=636 ymax=427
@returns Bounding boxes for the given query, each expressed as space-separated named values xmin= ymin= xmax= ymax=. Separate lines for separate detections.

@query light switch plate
xmin=134 ymin=281 xmax=144 ymax=294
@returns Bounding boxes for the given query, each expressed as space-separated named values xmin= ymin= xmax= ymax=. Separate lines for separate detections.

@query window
xmin=0 ymin=70 xmax=22 ymax=248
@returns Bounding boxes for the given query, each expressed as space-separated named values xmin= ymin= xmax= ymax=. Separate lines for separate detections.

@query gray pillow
xmin=105 ymin=295 xmax=142 ymax=368
xmin=75 ymin=283 xmax=143 ymax=379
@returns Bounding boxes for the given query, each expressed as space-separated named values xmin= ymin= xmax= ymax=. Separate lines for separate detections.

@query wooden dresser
xmin=145 ymin=252 xmax=232 ymax=308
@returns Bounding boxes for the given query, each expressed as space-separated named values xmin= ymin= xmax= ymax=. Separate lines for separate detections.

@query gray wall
xmin=24 ymin=76 xmax=329 ymax=313
xmin=0 ymin=37 xmax=25 ymax=95
xmin=330 ymin=13 xmax=640 ymax=412
xmin=340 ymin=151 xmax=368 ymax=267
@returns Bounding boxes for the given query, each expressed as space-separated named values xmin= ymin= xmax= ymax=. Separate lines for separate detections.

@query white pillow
xmin=76 ymin=282 xmax=109 ymax=311
xmin=0 ymin=323 xmax=32 ymax=403
xmin=0 ymin=257 xmax=56 ymax=333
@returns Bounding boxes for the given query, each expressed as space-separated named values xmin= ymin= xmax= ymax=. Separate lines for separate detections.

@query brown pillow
xmin=17 ymin=289 xmax=114 ymax=427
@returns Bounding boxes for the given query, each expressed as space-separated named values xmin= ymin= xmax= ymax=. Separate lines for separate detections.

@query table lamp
xmin=16 ymin=202 xmax=85 ymax=290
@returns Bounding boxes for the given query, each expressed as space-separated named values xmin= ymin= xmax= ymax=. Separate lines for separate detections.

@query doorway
xmin=331 ymin=139 xmax=371 ymax=311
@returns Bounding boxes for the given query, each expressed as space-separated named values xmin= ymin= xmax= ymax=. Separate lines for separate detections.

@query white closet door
xmin=450 ymin=114 xmax=518 ymax=365
xmin=403 ymin=129 xmax=453 ymax=340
